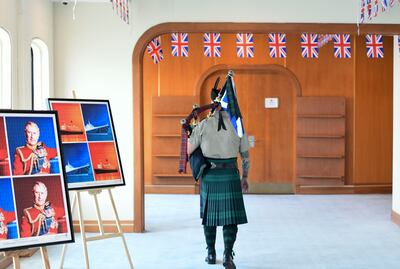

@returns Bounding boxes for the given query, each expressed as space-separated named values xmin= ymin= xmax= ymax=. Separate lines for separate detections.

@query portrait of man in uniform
xmin=0 ymin=178 xmax=17 ymax=240
xmin=0 ymin=208 xmax=16 ymax=240
xmin=20 ymin=181 xmax=60 ymax=237
xmin=12 ymin=121 xmax=58 ymax=175
xmin=0 ymin=117 xmax=11 ymax=176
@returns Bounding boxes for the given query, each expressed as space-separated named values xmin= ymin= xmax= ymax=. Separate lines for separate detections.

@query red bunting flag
xmin=381 ymin=0 xmax=388 ymax=11
xmin=111 ymin=0 xmax=129 ymax=24
xmin=360 ymin=0 xmax=366 ymax=23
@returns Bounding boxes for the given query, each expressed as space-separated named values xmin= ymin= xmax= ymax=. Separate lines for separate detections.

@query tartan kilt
xmin=200 ymin=158 xmax=247 ymax=226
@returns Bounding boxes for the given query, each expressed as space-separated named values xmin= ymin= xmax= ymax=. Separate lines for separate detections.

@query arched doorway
xmin=198 ymin=65 xmax=301 ymax=193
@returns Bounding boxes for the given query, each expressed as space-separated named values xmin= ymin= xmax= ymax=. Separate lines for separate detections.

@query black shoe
xmin=205 ymin=248 xmax=216 ymax=264
xmin=223 ymin=250 xmax=236 ymax=269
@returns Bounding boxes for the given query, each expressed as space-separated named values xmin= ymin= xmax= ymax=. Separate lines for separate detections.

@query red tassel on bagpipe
xmin=178 ymin=128 xmax=188 ymax=173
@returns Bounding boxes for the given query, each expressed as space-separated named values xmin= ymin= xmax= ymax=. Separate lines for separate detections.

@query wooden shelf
xmin=297 ymin=134 xmax=345 ymax=138
xmin=153 ymin=114 xmax=187 ymax=118
xmin=296 ymin=97 xmax=346 ymax=188
xmin=153 ymin=154 xmax=180 ymax=157
xmin=297 ymin=155 xmax=344 ymax=158
xmin=297 ymin=175 xmax=344 ymax=179
xmin=153 ymin=173 xmax=193 ymax=178
xmin=153 ymin=134 xmax=181 ymax=138
xmin=297 ymin=114 xmax=345 ymax=118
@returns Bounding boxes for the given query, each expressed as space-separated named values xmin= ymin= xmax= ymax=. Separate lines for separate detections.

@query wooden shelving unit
xmin=149 ymin=96 xmax=199 ymax=193
xmin=296 ymin=97 xmax=346 ymax=186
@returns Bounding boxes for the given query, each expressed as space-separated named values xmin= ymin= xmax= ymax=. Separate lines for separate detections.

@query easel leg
xmin=108 ymin=189 xmax=134 ymax=269
xmin=77 ymin=191 xmax=90 ymax=269
xmin=59 ymin=192 xmax=77 ymax=269
xmin=12 ymin=255 xmax=20 ymax=269
xmin=92 ymin=192 xmax=105 ymax=235
xmin=40 ymin=247 xmax=51 ymax=269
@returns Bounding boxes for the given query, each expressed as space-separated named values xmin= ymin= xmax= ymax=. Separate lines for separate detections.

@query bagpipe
xmin=178 ymin=77 xmax=222 ymax=178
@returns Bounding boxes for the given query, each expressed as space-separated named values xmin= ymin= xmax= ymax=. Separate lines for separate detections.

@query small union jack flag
xmin=367 ymin=0 xmax=373 ymax=19
xmin=366 ymin=34 xmax=384 ymax=58
xmin=360 ymin=0 xmax=366 ymax=23
xmin=333 ymin=34 xmax=351 ymax=58
xmin=268 ymin=33 xmax=286 ymax=58
xmin=147 ymin=37 xmax=163 ymax=64
xmin=373 ymin=0 xmax=379 ymax=16
xmin=318 ymin=34 xmax=334 ymax=48
xmin=171 ymin=33 xmax=189 ymax=57
xmin=204 ymin=33 xmax=221 ymax=57
xmin=236 ymin=33 xmax=254 ymax=58
xmin=381 ymin=0 xmax=388 ymax=11
xmin=301 ymin=33 xmax=319 ymax=58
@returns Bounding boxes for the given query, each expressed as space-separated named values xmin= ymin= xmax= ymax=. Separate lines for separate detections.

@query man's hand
xmin=241 ymin=177 xmax=249 ymax=193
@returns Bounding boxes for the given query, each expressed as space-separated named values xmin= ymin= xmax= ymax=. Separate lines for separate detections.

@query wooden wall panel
xmin=143 ymin=31 xmax=393 ymax=192
xmin=286 ymin=33 xmax=355 ymax=184
xmin=143 ymin=51 xmax=158 ymax=186
xmin=354 ymin=35 xmax=393 ymax=184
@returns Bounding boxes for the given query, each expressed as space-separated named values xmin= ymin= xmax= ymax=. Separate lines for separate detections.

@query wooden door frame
xmin=132 ymin=22 xmax=400 ymax=232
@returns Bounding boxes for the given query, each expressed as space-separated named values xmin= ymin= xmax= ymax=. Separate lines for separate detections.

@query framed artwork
xmin=0 ymin=110 xmax=74 ymax=252
xmin=48 ymin=99 xmax=125 ymax=190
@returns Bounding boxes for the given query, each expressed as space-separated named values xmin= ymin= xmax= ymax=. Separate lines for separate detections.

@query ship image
xmin=84 ymin=121 xmax=113 ymax=141
xmin=65 ymin=162 xmax=91 ymax=176
xmin=85 ymin=122 xmax=110 ymax=134
xmin=94 ymin=160 xmax=118 ymax=174
xmin=60 ymin=121 xmax=84 ymax=135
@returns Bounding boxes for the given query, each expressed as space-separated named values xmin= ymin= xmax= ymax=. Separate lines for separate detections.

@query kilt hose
xmin=200 ymin=158 xmax=247 ymax=227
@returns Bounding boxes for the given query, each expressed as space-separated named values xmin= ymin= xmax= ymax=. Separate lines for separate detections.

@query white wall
xmin=54 ymin=3 xmax=134 ymax=220
xmin=393 ymin=36 xmax=400 ymax=215
xmin=0 ymin=0 xmax=53 ymax=109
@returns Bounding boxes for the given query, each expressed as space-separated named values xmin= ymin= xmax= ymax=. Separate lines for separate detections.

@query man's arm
xmin=13 ymin=149 xmax=24 ymax=175
xmin=240 ymin=151 xmax=250 ymax=192
xmin=20 ymin=210 xmax=32 ymax=237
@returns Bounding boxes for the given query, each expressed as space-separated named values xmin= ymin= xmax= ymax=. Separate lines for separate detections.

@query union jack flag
xmin=333 ymin=34 xmax=351 ymax=58
xmin=381 ymin=0 xmax=388 ymax=11
xmin=301 ymin=33 xmax=318 ymax=58
xmin=367 ymin=0 xmax=372 ymax=19
xmin=373 ymin=0 xmax=379 ymax=16
xmin=147 ymin=37 xmax=163 ymax=64
xmin=236 ymin=33 xmax=254 ymax=58
xmin=111 ymin=0 xmax=129 ymax=24
xmin=366 ymin=34 xmax=384 ymax=58
xmin=204 ymin=33 xmax=221 ymax=57
xmin=268 ymin=33 xmax=286 ymax=58
xmin=318 ymin=34 xmax=334 ymax=48
xmin=171 ymin=33 xmax=189 ymax=57
xmin=360 ymin=0 xmax=366 ymax=23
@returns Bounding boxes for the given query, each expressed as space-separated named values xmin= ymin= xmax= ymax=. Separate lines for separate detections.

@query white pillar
xmin=393 ymin=35 xmax=400 ymax=215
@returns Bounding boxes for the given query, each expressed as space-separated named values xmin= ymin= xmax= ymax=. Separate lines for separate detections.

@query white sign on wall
xmin=265 ymin=97 xmax=279 ymax=108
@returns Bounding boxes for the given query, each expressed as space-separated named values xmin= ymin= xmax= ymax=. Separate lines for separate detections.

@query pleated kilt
xmin=200 ymin=158 xmax=247 ymax=227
